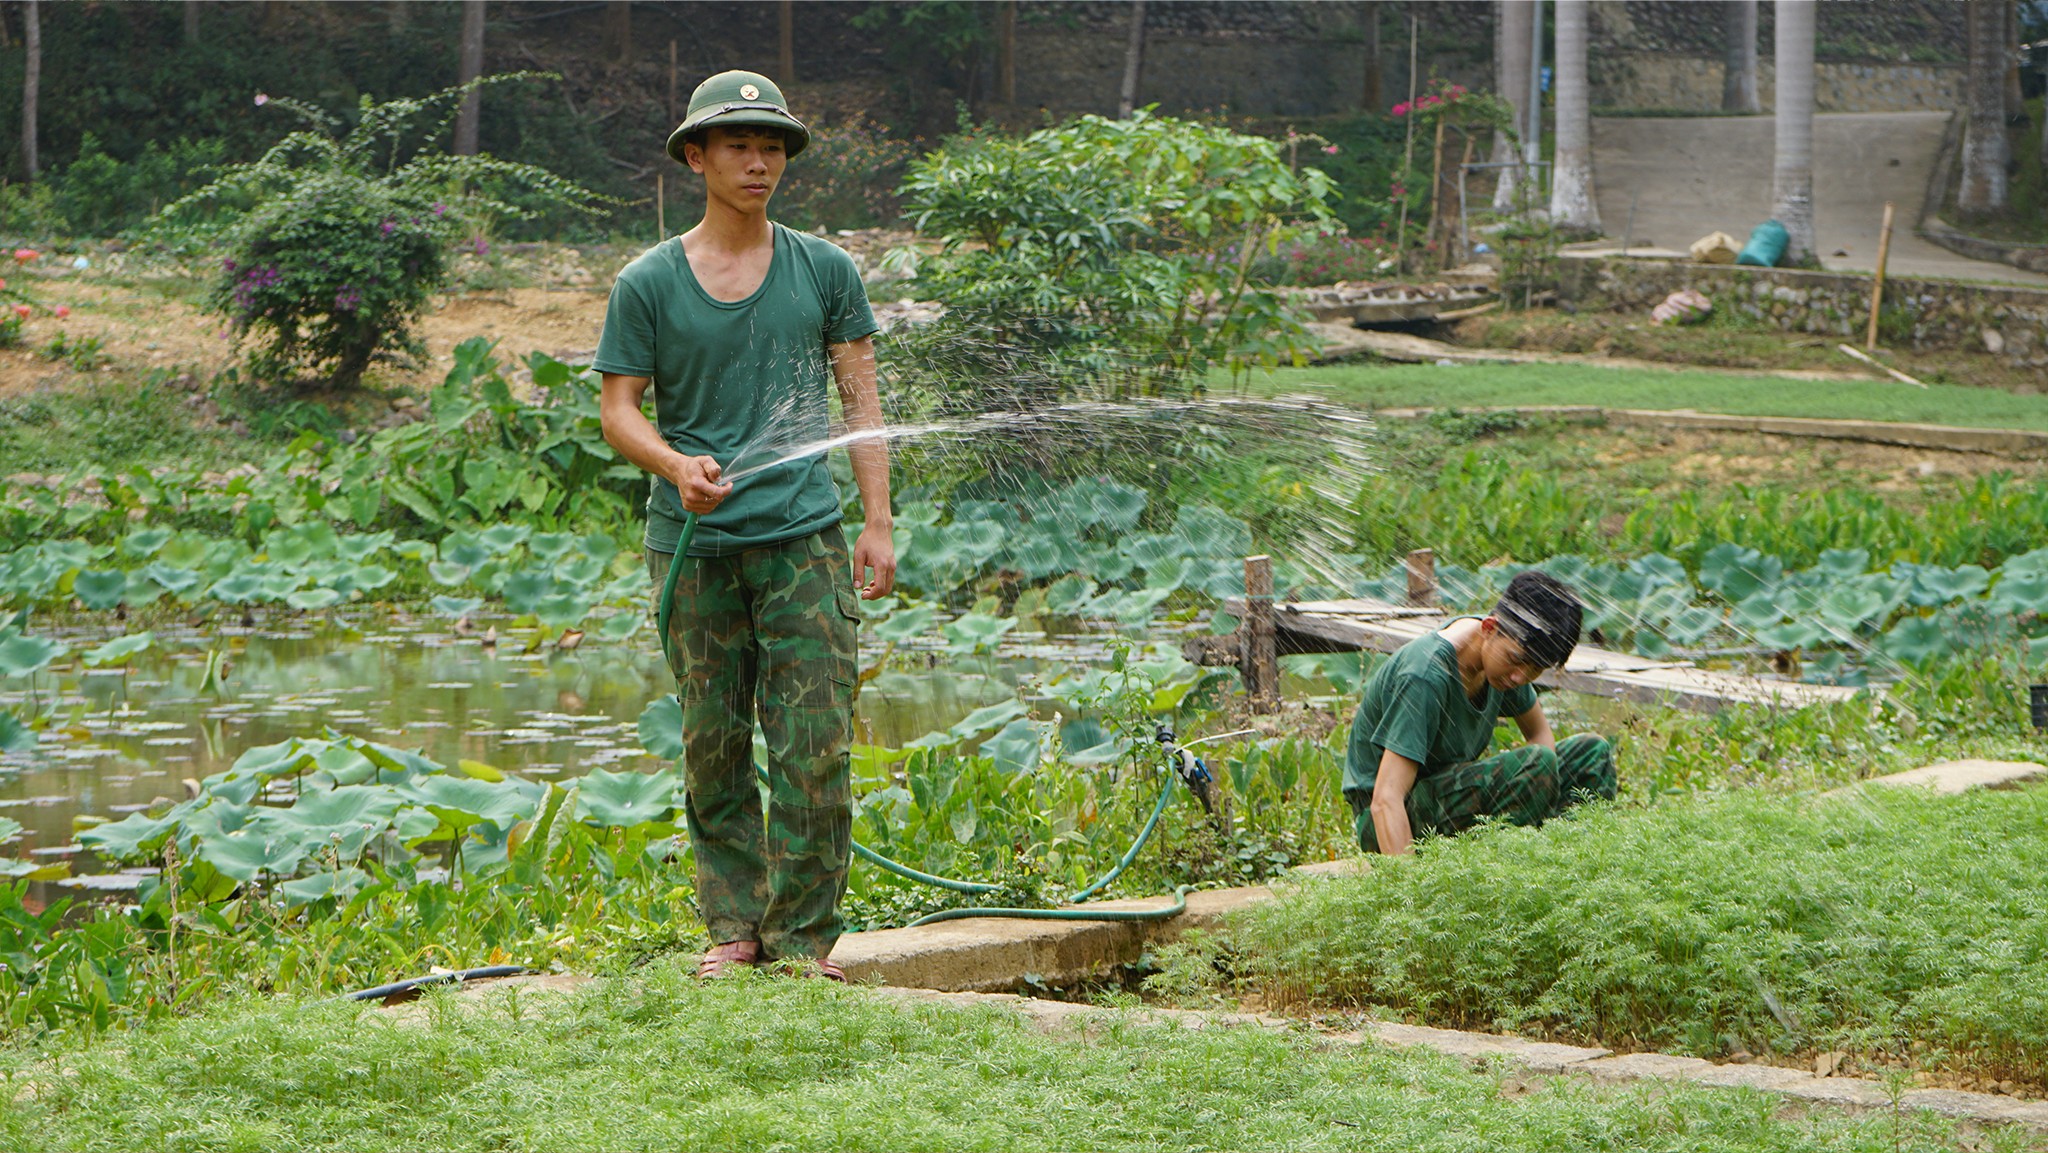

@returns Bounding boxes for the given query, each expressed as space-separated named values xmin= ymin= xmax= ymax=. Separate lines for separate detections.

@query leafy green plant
xmin=153 ymin=77 xmax=604 ymax=390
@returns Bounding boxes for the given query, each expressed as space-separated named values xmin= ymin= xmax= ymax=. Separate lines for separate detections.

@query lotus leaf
xmin=1820 ymin=583 xmax=1891 ymax=633
xmin=121 ymin=527 xmax=173 ymax=558
xmin=400 ymin=775 xmax=538 ymax=835
xmin=430 ymin=595 xmax=483 ymax=618
xmin=1120 ymin=533 xmax=1187 ymax=569
xmin=1900 ymin=564 xmax=1991 ymax=607
xmin=72 ymin=569 xmax=128 ymax=610
xmin=2005 ymin=546 xmax=2048 ymax=580
xmin=1079 ymin=550 xmax=1136 ymax=584
xmin=1187 ymin=558 xmax=1246 ymax=599
xmin=1172 ymin=504 xmax=1252 ymax=555
xmin=535 ymin=592 xmax=594 ymax=630
xmin=313 ymin=744 xmax=376 ymax=785
xmin=503 ymin=571 xmax=556 ymax=615
xmin=194 ymin=828 xmax=307 ymax=882
xmin=1816 ymin=548 xmax=1872 ymax=581
xmin=578 ymin=532 xmax=622 ymax=567
xmin=983 ymin=718 xmax=1047 ymax=775
xmin=141 ymin=562 xmax=204 ymax=595
xmin=78 ymin=810 xmax=180 ymax=860
xmin=872 ymin=601 xmax=939 ymax=644
xmin=0 ymin=712 xmax=32 ymax=753
xmin=207 ymin=571 xmax=265 ymax=604
xmin=1059 ymin=718 xmax=1128 ymax=765
xmin=258 ymin=573 xmax=306 ymax=601
xmin=478 ymin=523 xmax=532 ymax=555
xmin=346 ymin=564 xmax=398 ymax=592
xmin=1007 ymin=531 xmax=1084 ymax=581
xmin=283 ymin=784 xmax=404 ymax=830
xmin=1882 ymin=616 xmax=1952 ymax=665
xmin=1660 ymin=607 xmax=1722 ymax=647
xmin=280 ymin=868 xmax=372 ymax=906
xmin=950 ymin=499 xmax=1017 ymax=527
xmin=354 ymin=739 xmax=447 ymax=783
xmin=528 ymin=532 xmax=578 ymax=562
xmin=1633 ymin=630 xmax=1673 ymax=659
xmin=391 ymin=540 xmax=437 ymax=561
xmin=231 ymin=739 xmax=320 ymax=780
xmin=1144 ymin=556 xmax=1192 ymax=591
xmin=575 ymin=767 xmax=681 ymax=827
xmin=82 ymin=632 xmax=156 ymax=668
xmin=1699 ymin=544 xmax=1782 ymax=603
xmin=637 ymin=694 xmax=684 ymax=760
xmin=1755 ymin=620 xmax=1829 ymax=651
xmin=1042 ymin=575 xmax=1095 ymax=617
xmin=441 ymin=533 xmax=493 ymax=570
xmin=287 ymin=587 xmax=347 ymax=611
xmin=1990 ymin=573 xmax=2048 ymax=619
xmin=1084 ymin=481 xmax=1147 ymax=533
xmin=556 ymin=554 xmax=607 ymax=588
xmin=948 ymin=699 xmax=1029 ymax=741
xmin=0 ymin=633 xmax=66 ymax=677
xmin=1091 ymin=586 xmax=1172 ymax=624
xmin=941 ymin=612 xmax=1016 ymax=654
xmin=596 ymin=612 xmax=642 ymax=642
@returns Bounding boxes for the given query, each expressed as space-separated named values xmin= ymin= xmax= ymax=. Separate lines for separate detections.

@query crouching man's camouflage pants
xmin=648 ymin=526 xmax=859 ymax=961
xmin=1355 ymin=734 xmax=1615 ymax=853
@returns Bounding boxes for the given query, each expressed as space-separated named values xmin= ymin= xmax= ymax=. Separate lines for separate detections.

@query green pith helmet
xmin=666 ymin=70 xmax=810 ymax=163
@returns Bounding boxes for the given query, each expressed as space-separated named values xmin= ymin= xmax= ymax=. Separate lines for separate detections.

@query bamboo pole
xmin=656 ymin=174 xmax=665 ymax=242
xmin=1394 ymin=12 xmax=1418 ymax=274
xmin=1426 ymin=116 xmax=1447 ymax=266
xmin=1865 ymin=201 xmax=1895 ymax=351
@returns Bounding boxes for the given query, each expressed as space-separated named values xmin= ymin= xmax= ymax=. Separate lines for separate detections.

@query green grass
xmin=1228 ymin=361 xmax=2048 ymax=433
xmin=1227 ymin=779 xmax=2048 ymax=1087
xmin=0 ymin=964 xmax=1998 ymax=1152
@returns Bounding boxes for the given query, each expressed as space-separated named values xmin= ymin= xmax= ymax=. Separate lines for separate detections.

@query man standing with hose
xmin=596 ymin=71 xmax=894 ymax=982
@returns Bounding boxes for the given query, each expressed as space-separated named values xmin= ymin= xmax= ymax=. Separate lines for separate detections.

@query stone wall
xmin=1557 ymin=256 xmax=2048 ymax=373
xmin=1591 ymin=57 xmax=1964 ymax=114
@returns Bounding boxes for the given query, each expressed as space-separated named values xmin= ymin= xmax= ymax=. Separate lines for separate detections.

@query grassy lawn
xmin=1229 ymin=361 xmax=2048 ymax=432
xmin=1226 ymin=779 xmax=2048 ymax=1091
xmin=0 ymin=966 xmax=1995 ymax=1153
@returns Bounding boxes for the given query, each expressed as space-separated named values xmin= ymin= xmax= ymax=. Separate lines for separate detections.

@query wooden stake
xmin=1405 ymin=548 xmax=1438 ymax=607
xmin=1837 ymin=343 xmax=1927 ymax=388
xmin=668 ymin=40 xmax=678 ymax=122
xmin=1394 ymin=12 xmax=1418 ymax=274
xmin=1451 ymin=133 xmax=1474 ymax=269
xmin=656 ymin=173 xmax=665 ymax=241
xmin=1426 ymin=117 xmax=1447 ymax=267
xmin=1865 ymin=200 xmax=1895 ymax=351
xmin=1242 ymin=555 xmax=1278 ymax=713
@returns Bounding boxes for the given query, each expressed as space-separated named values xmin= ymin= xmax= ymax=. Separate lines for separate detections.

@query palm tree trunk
xmin=1492 ymin=0 xmax=1531 ymax=210
xmin=1117 ymin=0 xmax=1146 ymax=119
xmin=1959 ymin=0 xmax=2010 ymax=214
xmin=1360 ymin=2 xmax=1381 ymax=111
xmin=454 ymin=0 xmax=485 ymax=156
xmin=20 ymin=0 xmax=37 ymax=182
xmin=998 ymin=1 xmax=1016 ymax=105
xmin=779 ymin=0 xmax=794 ymax=83
xmin=1721 ymin=0 xmax=1759 ymax=113
xmin=1770 ymin=0 xmax=1817 ymax=264
xmin=605 ymin=1 xmax=631 ymax=67
xmin=1549 ymin=0 xmax=1600 ymax=231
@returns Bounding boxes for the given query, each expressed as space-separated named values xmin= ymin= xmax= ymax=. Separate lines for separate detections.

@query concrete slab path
xmin=1591 ymin=112 xmax=2048 ymax=288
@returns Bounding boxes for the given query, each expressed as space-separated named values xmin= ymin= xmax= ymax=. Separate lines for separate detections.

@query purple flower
xmin=381 ymin=218 xmax=397 ymax=236
xmin=472 ymin=235 xmax=489 ymax=256
xmin=432 ymin=203 xmax=446 ymax=217
xmin=333 ymin=286 xmax=363 ymax=313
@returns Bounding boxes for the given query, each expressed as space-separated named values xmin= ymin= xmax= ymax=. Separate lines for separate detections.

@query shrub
xmin=897 ymin=109 xmax=1338 ymax=395
xmin=1243 ymin=231 xmax=1397 ymax=286
xmin=49 ymin=133 xmax=226 ymax=236
xmin=775 ymin=114 xmax=917 ymax=233
xmin=153 ymin=77 xmax=604 ymax=391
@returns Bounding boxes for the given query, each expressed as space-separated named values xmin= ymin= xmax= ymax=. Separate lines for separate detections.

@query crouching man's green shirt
xmin=1342 ymin=624 xmax=1538 ymax=811
xmin=592 ymin=223 xmax=879 ymax=557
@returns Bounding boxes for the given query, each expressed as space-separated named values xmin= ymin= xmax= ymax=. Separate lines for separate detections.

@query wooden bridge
xmin=1188 ymin=556 xmax=1863 ymax=715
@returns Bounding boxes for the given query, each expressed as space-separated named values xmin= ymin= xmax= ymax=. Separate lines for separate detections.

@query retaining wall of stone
xmin=1557 ymin=256 xmax=2048 ymax=372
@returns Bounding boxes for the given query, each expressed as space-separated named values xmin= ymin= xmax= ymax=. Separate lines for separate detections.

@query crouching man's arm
xmin=1369 ymin=749 xmax=1422 ymax=856
xmin=1513 ymin=701 xmax=1557 ymax=752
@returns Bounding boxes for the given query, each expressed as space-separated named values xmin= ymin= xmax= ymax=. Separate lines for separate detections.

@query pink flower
xmin=12 ymin=305 xmax=28 ymax=319
xmin=254 ymin=93 xmax=269 ymax=106
xmin=1322 ymin=144 xmax=1340 ymax=154
xmin=53 ymin=306 xmax=68 ymax=319
xmin=12 ymin=249 xmax=36 ymax=262
xmin=1391 ymin=101 xmax=1411 ymax=117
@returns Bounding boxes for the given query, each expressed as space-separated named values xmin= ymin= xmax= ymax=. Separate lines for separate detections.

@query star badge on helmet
xmin=740 ymin=83 xmax=759 ymax=100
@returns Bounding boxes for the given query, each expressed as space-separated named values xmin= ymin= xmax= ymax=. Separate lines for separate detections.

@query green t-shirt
xmin=591 ymin=223 xmax=879 ymax=557
xmin=1342 ymin=622 xmax=1538 ymax=809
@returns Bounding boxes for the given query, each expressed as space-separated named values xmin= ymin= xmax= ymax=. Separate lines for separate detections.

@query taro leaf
xmin=121 ymin=527 xmax=173 ymax=558
xmin=1661 ymin=607 xmax=1722 ymax=647
xmin=1060 ymin=718 xmax=1128 ymax=766
xmin=141 ymin=562 xmax=203 ymax=595
xmin=0 ymin=633 xmax=66 ymax=677
xmin=1628 ymin=553 xmax=1689 ymax=592
xmin=596 ymin=612 xmax=641 ymax=642
xmin=428 ymin=561 xmax=471 ymax=589
xmin=78 ymin=810 xmax=180 ymax=860
xmin=280 ymin=868 xmax=371 ymax=907
xmin=535 ymin=593 xmax=594 ymax=630
xmin=1815 ymin=548 xmax=1872 ymax=581
xmin=400 ymin=775 xmax=538 ymax=835
xmin=948 ymin=798 xmax=979 ymax=845
xmin=192 ymin=829 xmax=306 ymax=883
xmin=286 ymin=587 xmax=347 ymax=611
xmin=1172 ymin=504 xmax=1253 ymax=556
xmin=478 ymin=524 xmax=532 ymax=556
xmin=638 ymin=694 xmax=684 ymax=761
xmin=941 ymin=612 xmax=1016 ymax=654
xmin=528 ymin=532 xmax=578 ymax=563
xmin=1882 ymin=616 xmax=1953 ymax=666
xmin=948 ymin=699 xmax=1029 ymax=742
xmin=1728 ymin=589 xmax=1794 ymax=634
xmin=575 ymin=767 xmax=680 ymax=827
xmin=82 ymin=631 xmax=156 ymax=668
xmin=430 ymin=595 xmax=483 ymax=618
xmin=1820 ymin=585 xmax=1889 ymax=633
xmin=207 ymin=571 xmax=265 ymax=604
xmin=1699 ymin=544 xmax=1782 ymax=603
xmin=983 ymin=718 xmax=1047 ymax=775
xmin=1043 ymin=575 xmax=1095 ymax=617
xmin=871 ymin=601 xmax=939 ymax=644
xmin=1755 ymin=620 xmax=1829 ymax=651
xmin=0 ymin=712 xmax=33 ymax=753
xmin=73 ymin=570 xmax=128 ymax=610
xmin=1085 ymin=482 xmax=1147 ymax=534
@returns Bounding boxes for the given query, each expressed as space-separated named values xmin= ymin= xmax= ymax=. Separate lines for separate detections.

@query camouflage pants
xmin=648 ymin=526 xmax=859 ymax=961
xmin=1355 ymin=734 xmax=1615 ymax=854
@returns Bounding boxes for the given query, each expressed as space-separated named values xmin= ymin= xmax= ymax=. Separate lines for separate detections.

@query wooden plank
xmin=1222 ymin=597 xmax=1863 ymax=714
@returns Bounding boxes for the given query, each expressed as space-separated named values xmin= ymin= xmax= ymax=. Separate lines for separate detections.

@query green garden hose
xmin=653 ymin=508 xmax=1193 ymax=925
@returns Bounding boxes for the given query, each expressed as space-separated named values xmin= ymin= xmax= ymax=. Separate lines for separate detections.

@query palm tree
xmin=1492 ymin=0 xmax=1532 ymax=211
xmin=1959 ymin=0 xmax=2010 ymax=214
xmin=1549 ymin=0 xmax=1599 ymax=231
xmin=1722 ymin=0 xmax=1759 ymax=113
xmin=1117 ymin=1 xmax=1147 ymax=119
xmin=1770 ymin=0 xmax=1816 ymax=265
xmin=454 ymin=0 xmax=485 ymax=156
xmin=20 ymin=0 xmax=37 ymax=182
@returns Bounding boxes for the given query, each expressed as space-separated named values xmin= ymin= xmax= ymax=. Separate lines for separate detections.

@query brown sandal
xmin=773 ymin=957 xmax=848 ymax=983
xmin=696 ymin=940 xmax=761 ymax=979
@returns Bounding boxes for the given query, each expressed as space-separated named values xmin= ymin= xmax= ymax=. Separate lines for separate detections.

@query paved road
xmin=1589 ymin=111 xmax=2048 ymax=287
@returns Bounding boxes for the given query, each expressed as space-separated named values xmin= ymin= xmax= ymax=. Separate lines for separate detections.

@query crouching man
xmin=1344 ymin=571 xmax=1615 ymax=855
